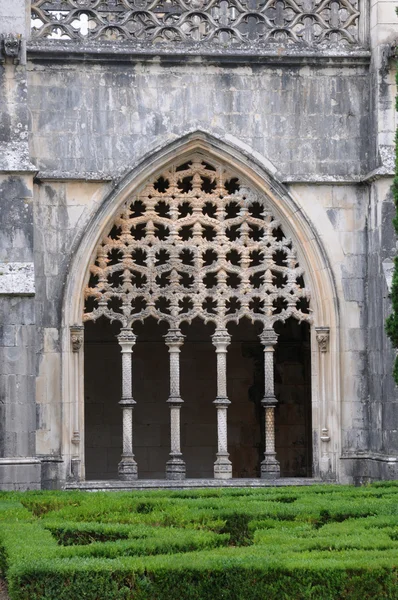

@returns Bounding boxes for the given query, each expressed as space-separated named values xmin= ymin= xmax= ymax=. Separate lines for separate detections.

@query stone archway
xmin=82 ymin=154 xmax=312 ymax=481
xmin=61 ymin=132 xmax=340 ymax=485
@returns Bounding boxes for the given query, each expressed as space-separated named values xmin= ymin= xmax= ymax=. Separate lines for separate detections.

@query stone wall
xmin=28 ymin=62 xmax=370 ymax=181
xmin=0 ymin=0 xmax=396 ymax=489
xmin=0 ymin=1 xmax=41 ymax=489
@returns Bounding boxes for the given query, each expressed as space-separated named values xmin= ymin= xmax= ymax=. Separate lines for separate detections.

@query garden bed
xmin=2 ymin=484 xmax=398 ymax=598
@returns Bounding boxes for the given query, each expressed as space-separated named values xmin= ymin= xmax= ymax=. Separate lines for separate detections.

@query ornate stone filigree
xmin=31 ymin=0 xmax=361 ymax=47
xmin=84 ymin=154 xmax=311 ymax=331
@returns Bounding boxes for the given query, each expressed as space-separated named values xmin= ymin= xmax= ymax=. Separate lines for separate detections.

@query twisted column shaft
xmin=259 ymin=329 xmax=280 ymax=479
xmin=117 ymin=328 xmax=137 ymax=480
xmin=165 ymin=329 xmax=186 ymax=480
xmin=212 ymin=328 xmax=232 ymax=479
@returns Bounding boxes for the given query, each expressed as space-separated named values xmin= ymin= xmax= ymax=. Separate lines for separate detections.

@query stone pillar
xmin=70 ymin=325 xmax=84 ymax=480
xmin=117 ymin=328 xmax=137 ymax=480
xmin=212 ymin=329 xmax=232 ymax=479
xmin=315 ymin=326 xmax=330 ymax=443
xmin=259 ymin=329 xmax=280 ymax=479
xmin=165 ymin=328 xmax=186 ymax=480
xmin=0 ymin=1 xmax=40 ymax=490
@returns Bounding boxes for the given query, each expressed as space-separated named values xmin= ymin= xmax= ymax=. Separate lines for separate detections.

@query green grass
xmin=3 ymin=484 xmax=398 ymax=598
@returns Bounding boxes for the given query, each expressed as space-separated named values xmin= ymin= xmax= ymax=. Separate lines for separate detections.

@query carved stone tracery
xmin=83 ymin=155 xmax=311 ymax=331
xmin=31 ymin=0 xmax=361 ymax=47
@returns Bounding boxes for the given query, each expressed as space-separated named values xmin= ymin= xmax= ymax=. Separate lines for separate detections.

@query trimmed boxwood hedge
xmin=3 ymin=484 xmax=398 ymax=598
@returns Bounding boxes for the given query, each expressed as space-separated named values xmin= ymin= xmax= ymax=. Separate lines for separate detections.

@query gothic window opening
xmin=83 ymin=155 xmax=312 ymax=481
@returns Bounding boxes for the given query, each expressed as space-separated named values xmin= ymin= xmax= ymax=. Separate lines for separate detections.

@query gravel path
xmin=0 ymin=580 xmax=9 ymax=600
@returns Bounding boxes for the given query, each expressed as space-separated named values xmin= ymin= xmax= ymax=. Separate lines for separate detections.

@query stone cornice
xmin=27 ymin=40 xmax=371 ymax=67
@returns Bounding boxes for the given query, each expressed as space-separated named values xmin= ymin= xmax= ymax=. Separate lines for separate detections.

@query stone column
xmin=259 ymin=329 xmax=280 ymax=479
xmin=316 ymin=326 xmax=333 ymax=478
xmin=315 ymin=326 xmax=330 ymax=443
xmin=165 ymin=328 xmax=186 ymax=480
xmin=70 ymin=325 xmax=84 ymax=479
xmin=117 ymin=328 xmax=137 ymax=480
xmin=212 ymin=329 xmax=232 ymax=479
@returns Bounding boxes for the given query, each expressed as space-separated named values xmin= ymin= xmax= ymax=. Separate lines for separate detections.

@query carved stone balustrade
xmin=31 ymin=0 xmax=362 ymax=49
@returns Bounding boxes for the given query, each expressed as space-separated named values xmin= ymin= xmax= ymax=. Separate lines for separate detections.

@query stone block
xmin=0 ymin=458 xmax=41 ymax=491
xmin=0 ymin=263 xmax=34 ymax=295
xmin=342 ymin=278 xmax=365 ymax=303
xmin=375 ymin=2 xmax=398 ymax=23
xmin=0 ymin=0 xmax=27 ymax=35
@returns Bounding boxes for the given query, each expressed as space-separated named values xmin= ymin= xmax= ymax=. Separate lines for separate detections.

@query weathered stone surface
xmin=27 ymin=63 xmax=370 ymax=181
xmin=0 ymin=263 xmax=34 ymax=295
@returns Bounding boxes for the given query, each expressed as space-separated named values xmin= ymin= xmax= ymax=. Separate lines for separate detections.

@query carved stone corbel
xmin=1 ymin=34 xmax=22 ymax=64
xmin=70 ymin=325 xmax=84 ymax=352
xmin=315 ymin=326 xmax=330 ymax=353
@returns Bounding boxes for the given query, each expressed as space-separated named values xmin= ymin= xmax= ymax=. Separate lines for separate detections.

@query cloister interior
xmin=84 ymin=317 xmax=312 ymax=480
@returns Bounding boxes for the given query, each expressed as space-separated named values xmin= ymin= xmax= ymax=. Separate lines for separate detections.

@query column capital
xmin=315 ymin=326 xmax=330 ymax=353
xmin=70 ymin=325 xmax=84 ymax=353
xmin=212 ymin=328 xmax=231 ymax=351
xmin=259 ymin=328 xmax=278 ymax=348
xmin=164 ymin=328 xmax=184 ymax=349
xmin=117 ymin=328 xmax=136 ymax=350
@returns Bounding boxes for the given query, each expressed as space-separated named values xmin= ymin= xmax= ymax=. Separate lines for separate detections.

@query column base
xmin=118 ymin=456 xmax=138 ymax=481
xmin=261 ymin=454 xmax=280 ymax=479
xmin=70 ymin=458 xmax=81 ymax=481
xmin=166 ymin=456 xmax=186 ymax=480
xmin=214 ymin=454 xmax=232 ymax=479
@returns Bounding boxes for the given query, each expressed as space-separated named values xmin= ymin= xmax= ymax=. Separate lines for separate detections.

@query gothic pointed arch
xmin=61 ymin=132 xmax=340 ymax=485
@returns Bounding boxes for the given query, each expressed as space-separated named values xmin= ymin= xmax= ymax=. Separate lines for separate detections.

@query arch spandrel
xmin=83 ymin=153 xmax=312 ymax=330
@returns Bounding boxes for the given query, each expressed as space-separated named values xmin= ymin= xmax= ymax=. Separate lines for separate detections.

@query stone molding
xmin=0 ymin=457 xmax=41 ymax=465
xmin=26 ymin=40 xmax=371 ymax=67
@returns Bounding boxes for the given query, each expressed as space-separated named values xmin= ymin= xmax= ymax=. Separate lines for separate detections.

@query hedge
xmin=4 ymin=485 xmax=398 ymax=598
